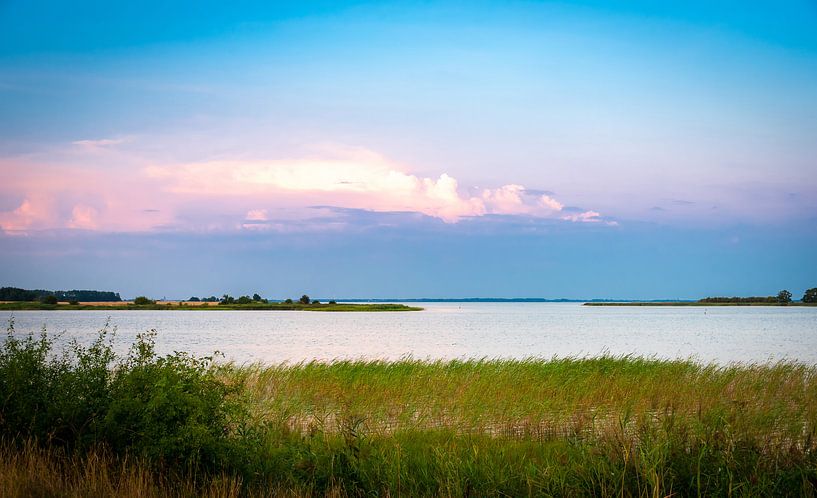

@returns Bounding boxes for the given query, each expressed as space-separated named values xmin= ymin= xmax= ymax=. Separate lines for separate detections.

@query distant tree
xmin=133 ymin=296 xmax=155 ymax=305
xmin=40 ymin=294 xmax=58 ymax=305
xmin=252 ymin=293 xmax=262 ymax=302
xmin=189 ymin=296 xmax=200 ymax=302
xmin=328 ymin=300 xmax=337 ymax=305
xmin=312 ymin=300 xmax=321 ymax=305
xmin=299 ymin=295 xmax=310 ymax=305
xmin=236 ymin=295 xmax=252 ymax=305
xmin=284 ymin=298 xmax=293 ymax=304
xmin=802 ymin=288 xmax=817 ymax=304
xmin=777 ymin=290 xmax=792 ymax=305
xmin=204 ymin=296 xmax=218 ymax=302
xmin=219 ymin=294 xmax=235 ymax=305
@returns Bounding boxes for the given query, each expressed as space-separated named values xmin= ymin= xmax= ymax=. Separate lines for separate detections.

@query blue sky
xmin=1 ymin=1 xmax=815 ymax=298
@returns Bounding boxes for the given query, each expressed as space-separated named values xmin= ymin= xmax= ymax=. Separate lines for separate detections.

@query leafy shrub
xmin=39 ymin=295 xmax=58 ymax=305
xmin=0 ymin=320 xmax=252 ymax=472
xmin=69 ymin=300 xmax=80 ymax=305
xmin=299 ymin=295 xmax=310 ymax=305
xmin=236 ymin=295 xmax=252 ymax=305
xmin=804 ymin=288 xmax=817 ymax=303
xmin=284 ymin=298 xmax=293 ymax=304
xmin=133 ymin=296 xmax=155 ymax=305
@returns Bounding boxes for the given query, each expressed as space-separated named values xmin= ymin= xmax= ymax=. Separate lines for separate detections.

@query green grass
xmin=2 ymin=323 xmax=816 ymax=496
xmin=0 ymin=302 xmax=421 ymax=312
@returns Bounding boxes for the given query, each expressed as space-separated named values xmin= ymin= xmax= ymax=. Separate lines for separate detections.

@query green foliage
xmin=68 ymin=300 xmax=79 ymax=305
xmin=299 ymin=295 xmax=310 ymax=305
xmin=0 ymin=287 xmax=121 ymax=302
xmin=699 ymin=295 xmax=777 ymax=303
xmin=188 ymin=296 xmax=200 ymax=302
xmin=802 ymin=287 xmax=817 ymax=303
xmin=0 ymin=320 xmax=252 ymax=473
xmin=284 ymin=298 xmax=293 ymax=304
xmin=39 ymin=295 xmax=58 ymax=305
xmin=102 ymin=331 xmax=248 ymax=468
xmin=2 ymin=329 xmax=816 ymax=495
xmin=252 ymin=293 xmax=261 ymax=301
xmin=0 ymin=287 xmax=38 ymax=301
xmin=133 ymin=296 xmax=155 ymax=305
xmin=777 ymin=289 xmax=793 ymax=304
xmin=235 ymin=295 xmax=252 ymax=305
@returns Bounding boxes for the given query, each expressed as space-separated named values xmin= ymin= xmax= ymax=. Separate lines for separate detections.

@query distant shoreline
xmin=0 ymin=301 xmax=421 ymax=312
xmin=583 ymin=302 xmax=816 ymax=307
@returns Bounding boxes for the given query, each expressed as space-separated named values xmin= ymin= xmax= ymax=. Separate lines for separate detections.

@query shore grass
xmin=0 ymin=301 xmax=421 ymax=312
xmin=2 ymin=325 xmax=816 ymax=496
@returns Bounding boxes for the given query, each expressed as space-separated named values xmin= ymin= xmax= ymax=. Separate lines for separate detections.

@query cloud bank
xmin=0 ymin=145 xmax=609 ymax=234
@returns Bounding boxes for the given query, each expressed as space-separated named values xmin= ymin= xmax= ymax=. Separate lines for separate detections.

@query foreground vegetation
xmin=0 ymin=301 xmax=420 ymax=312
xmin=1 ymin=323 xmax=816 ymax=496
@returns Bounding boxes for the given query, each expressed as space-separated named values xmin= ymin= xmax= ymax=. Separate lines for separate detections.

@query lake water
xmin=3 ymin=303 xmax=816 ymax=364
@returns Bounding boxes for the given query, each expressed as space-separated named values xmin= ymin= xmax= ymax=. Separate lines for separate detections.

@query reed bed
xmin=235 ymin=357 xmax=817 ymax=444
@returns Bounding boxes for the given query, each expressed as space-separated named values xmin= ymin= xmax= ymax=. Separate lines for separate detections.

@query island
xmin=0 ymin=287 xmax=421 ymax=311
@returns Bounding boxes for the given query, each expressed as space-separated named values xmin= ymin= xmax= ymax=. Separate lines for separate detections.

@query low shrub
xmin=0 ymin=320 xmax=253 ymax=474
xmin=39 ymin=295 xmax=58 ymax=305
xmin=132 ymin=296 xmax=155 ymax=305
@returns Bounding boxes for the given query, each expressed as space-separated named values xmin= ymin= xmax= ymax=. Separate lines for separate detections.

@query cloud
xmin=145 ymin=148 xmax=585 ymax=224
xmin=67 ymin=205 xmax=99 ymax=230
xmin=1 ymin=146 xmax=609 ymax=233
xmin=0 ymin=197 xmax=55 ymax=234
xmin=245 ymin=209 xmax=269 ymax=221
xmin=562 ymin=210 xmax=601 ymax=223
xmin=72 ymin=137 xmax=130 ymax=151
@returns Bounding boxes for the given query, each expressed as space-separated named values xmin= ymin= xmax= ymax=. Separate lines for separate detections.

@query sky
xmin=1 ymin=0 xmax=815 ymax=299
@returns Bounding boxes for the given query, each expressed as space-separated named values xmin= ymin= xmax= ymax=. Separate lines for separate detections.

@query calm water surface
xmin=4 ymin=303 xmax=816 ymax=364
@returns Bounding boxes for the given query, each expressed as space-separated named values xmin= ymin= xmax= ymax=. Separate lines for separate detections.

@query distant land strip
xmin=584 ymin=301 xmax=816 ymax=306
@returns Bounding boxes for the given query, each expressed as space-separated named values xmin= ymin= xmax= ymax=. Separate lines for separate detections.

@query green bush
xmin=39 ymin=294 xmax=58 ymax=305
xmin=133 ymin=296 xmax=155 ymax=305
xmin=0 ymin=320 xmax=252 ymax=472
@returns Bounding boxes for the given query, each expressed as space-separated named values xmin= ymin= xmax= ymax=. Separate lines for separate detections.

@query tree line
xmin=185 ymin=294 xmax=336 ymax=305
xmin=700 ymin=288 xmax=817 ymax=304
xmin=0 ymin=287 xmax=122 ymax=303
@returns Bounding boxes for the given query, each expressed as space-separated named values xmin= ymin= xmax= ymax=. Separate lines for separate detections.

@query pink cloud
xmin=71 ymin=137 xmax=130 ymax=151
xmin=0 ymin=146 xmax=610 ymax=233
xmin=245 ymin=209 xmax=269 ymax=221
xmin=67 ymin=205 xmax=100 ymax=230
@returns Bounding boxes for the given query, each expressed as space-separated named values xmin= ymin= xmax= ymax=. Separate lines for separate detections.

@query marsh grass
xmin=1 ymin=321 xmax=816 ymax=496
